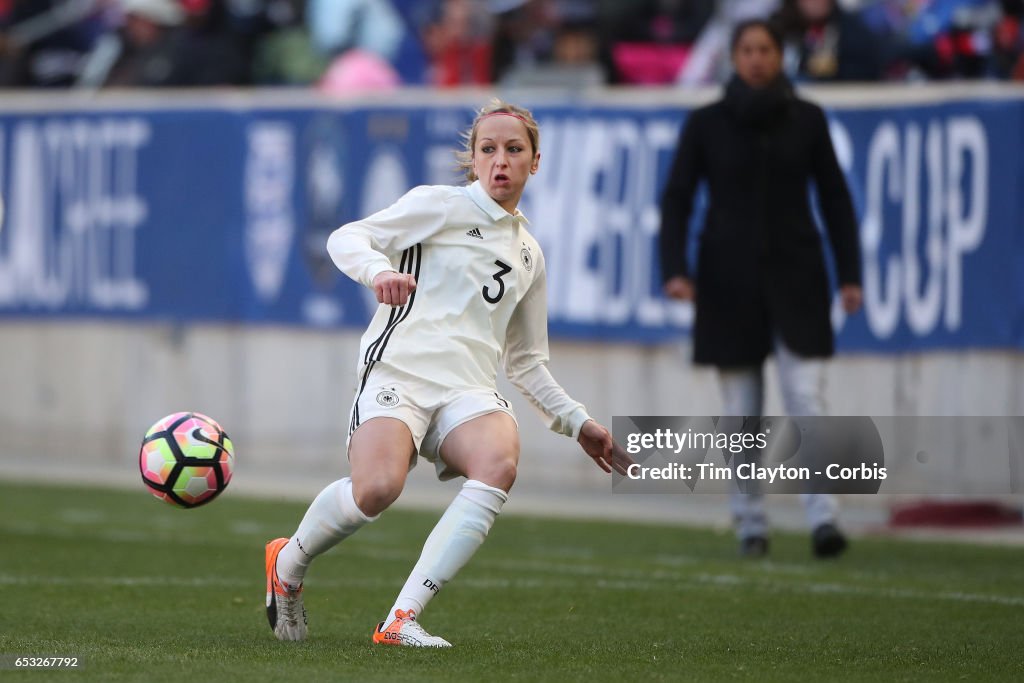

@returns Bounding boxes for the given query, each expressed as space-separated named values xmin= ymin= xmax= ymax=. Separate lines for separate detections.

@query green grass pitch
xmin=2 ymin=482 xmax=1023 ymax=682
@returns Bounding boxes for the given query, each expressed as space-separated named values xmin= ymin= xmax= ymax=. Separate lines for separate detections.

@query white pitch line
xmin=4 ymin=524 xmax=1023 ymax=608
xmin=2 ymin=572 xmax=1022 ymax=608
xmin=689 ymin=573 xmax=1024 ymax=608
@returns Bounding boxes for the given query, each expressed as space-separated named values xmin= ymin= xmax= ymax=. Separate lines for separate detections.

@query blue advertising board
xmin=0 ymin=93 xmax=1021 ymax=352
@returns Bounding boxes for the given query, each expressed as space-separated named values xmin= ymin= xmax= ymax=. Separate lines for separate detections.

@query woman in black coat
xmin=659 ymin=19 xmax=862 ymax=558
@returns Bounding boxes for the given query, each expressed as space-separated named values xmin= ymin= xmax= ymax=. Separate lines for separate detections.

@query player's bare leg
xmin=267 ymin=417 xmax=414 ymax=641
xmin=373 ymin=412 xmax=519 ymax=647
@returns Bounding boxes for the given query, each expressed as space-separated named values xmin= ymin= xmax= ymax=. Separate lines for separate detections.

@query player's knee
xmin=353 ymin=477 xmax=402 ymax=517
xmin=473 ymin=456 xmax=517 ymax=492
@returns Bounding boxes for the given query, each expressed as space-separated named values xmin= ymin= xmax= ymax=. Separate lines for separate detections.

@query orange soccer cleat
xmin=265 ymin=537 xmax=307 ymax=641
xmin=372 ymin=609 xmax=452 ymax=648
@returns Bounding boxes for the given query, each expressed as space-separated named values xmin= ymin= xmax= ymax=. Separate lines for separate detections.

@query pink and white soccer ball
xmin=139 ymin=412 xmax=234 ymax=508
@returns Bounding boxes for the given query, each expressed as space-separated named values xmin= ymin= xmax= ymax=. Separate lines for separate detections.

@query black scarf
xmin=723 ymin=74 xmax=795 ymax=127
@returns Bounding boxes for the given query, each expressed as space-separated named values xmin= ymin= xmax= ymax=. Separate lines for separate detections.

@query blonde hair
xmin=456 ymin=98 xmax=540 ymax=182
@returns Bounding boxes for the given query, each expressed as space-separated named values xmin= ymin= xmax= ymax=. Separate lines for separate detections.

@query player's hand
xmin=840 ymin=284 xmax=862 ymax=314
xmin=577 ymin=419 xmax=615 ymax=473
xmin=373 ymin=271 xmax=417 ymax=306
xmin=610 ymin=438 xmax=636 ymax=476
xmin=664 ymin=276 xmax=694 ymax=301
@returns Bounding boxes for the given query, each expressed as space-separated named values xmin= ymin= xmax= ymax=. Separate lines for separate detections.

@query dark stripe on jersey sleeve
xmin=372 ymin=243 xmax=422 ymax=362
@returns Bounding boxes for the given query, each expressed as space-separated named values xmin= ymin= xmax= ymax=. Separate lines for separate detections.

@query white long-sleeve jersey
xmin=327 ymin=181 xmax=591 ymax=440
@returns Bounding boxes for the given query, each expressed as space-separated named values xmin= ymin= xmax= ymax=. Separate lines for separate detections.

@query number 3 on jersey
xmin=482 ymin=260 xmax=512 ymax=304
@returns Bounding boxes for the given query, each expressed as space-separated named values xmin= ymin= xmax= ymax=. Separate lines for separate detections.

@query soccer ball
xmin=139 ymin=412 xmax=234 ymax=508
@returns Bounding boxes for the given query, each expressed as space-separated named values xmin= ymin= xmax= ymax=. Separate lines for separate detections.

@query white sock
xmin=383 ymin=479 xmax=507 ymax=627
xmin=801 ymin=492 xmax=839 ymax=530
xmin=276 ymin=477 xmax=377 ymax=589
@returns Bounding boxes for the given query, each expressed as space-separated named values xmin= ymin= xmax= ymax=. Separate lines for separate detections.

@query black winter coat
xmin=659 ymin=75 xmax=861 ymax=368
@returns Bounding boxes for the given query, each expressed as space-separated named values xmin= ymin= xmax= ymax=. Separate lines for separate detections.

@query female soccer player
xmin=265 ymin=99 xmax=616 ymax=647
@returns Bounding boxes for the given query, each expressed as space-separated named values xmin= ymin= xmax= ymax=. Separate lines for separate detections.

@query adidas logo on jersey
xmin=466 ymin=227 xmax=484 ymax=239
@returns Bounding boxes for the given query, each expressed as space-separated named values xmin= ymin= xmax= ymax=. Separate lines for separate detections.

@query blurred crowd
xmin=0 ymin=0 xmax=1021 ymax=90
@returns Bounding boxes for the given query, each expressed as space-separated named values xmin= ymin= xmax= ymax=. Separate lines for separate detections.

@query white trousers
xmin=718 ymin=340 xmax=839 ymax=538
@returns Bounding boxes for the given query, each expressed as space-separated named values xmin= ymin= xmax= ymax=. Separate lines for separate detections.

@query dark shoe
xmin=812 ymin=523 xmax=848 ymax=558
xmin=739 ymin=535 xmax=769 ymax=558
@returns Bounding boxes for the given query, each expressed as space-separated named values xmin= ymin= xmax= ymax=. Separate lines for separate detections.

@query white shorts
xmin=346 ymin=362 xmax=518 ymax=480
